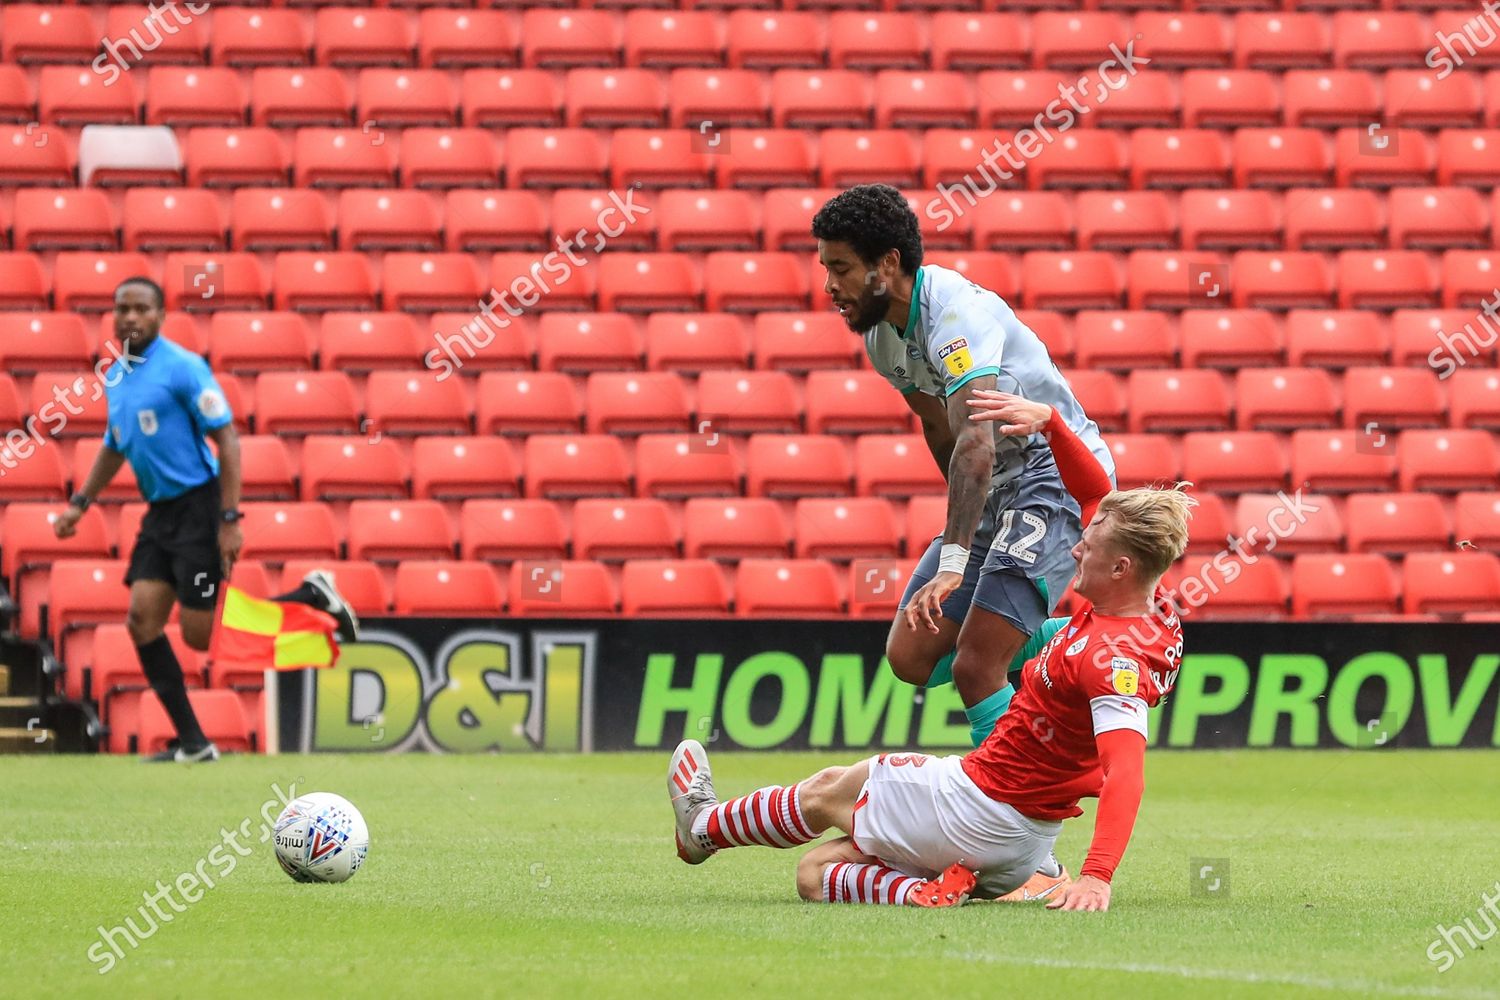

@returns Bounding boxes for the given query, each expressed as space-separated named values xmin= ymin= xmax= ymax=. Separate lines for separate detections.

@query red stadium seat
xmin=624 ymin=10 xmax=721 ymax=69
xmin=875 ymin=71 xmax=973 ymax=129
xmin=213 ymin=8 xmax=308 ymax=68
xmin=1107 ymin=434 xmax=1179 ymax=490
xmin=753 ymin=313 xmax=860 ymax=372
xmin=85 ymin=624 xmax=198 ymax=707
xmin=280 ymin=560 xmax=389 ymax=616
xmin=1236 ymin=368 xmax=1338 ymax=431
xmin=239 ymin=502 xmax=341 ymax=562
xmin=292 ymin=129 xmax=396 ymax=189
xmin=1177 ymin=555 xmax=1288 ymax=619
xmin=1028 ymin=131 xmax=1128 ymax=190
xmin=1128 ymin=251 xmax=1229 ymax=311
xmin=184 ymin=128 xmax=288 ymax=189
xmin=1456 ymin=493 xmax=1500 ymax=550
xmin=28 ymin=370 xmax=109 ymax=437
xmin=337 ymin=190 xmax=441 ymax=251
xmin=0 ymin=123 xmax=73 ymax=187
xmin=364 ymin=371 xmax=469 ymax=436
xmin=0 ymin=314 xmax=91 ymax=373
xmin=299 ymin=436 xmax=408 ymax=501
xmin=1399 ymin=429 xmax=1499 ymax=491
xmin=235 ymin=435 xmax=297 ymax=502
xmin=0 ymin=437 xmax=66 ymax=501
xmin=736 ymin=559 xmax=842 ymax=617
xmin=38 ymin=67 xmax=139 ymax=126
xmin=747 ymin=434 xmax=852 ymax=497
xmin=1282 ymin=188 xmax=1383 ymax=251
xmin=401 ymin=128 xmax=499 ymax=189
xmin=634 ymin=433 xmax=740 ymax=499
xmin=585 ymin=372 xmax=692 ymax=434
xmin=393 ymin=561 xmax=504 ymax=616
xmin=1020 ymin=252 xmax=1123 ymax=310
xmin=490 ymin=252 xmax=596 ymax=311
xmin=1346 ymin=493 xmax=1449 ymax=554
xmin=655 ymin=190 xmax=758 ymax=252
xmin=381 ymin=252 xmax=483 ymax=312
xmin=1286 ymin=310 xmax=1388 ymax=368
xmin=1291 ymin=554 xmax=1400 ymax=617
xmin=726 ymin=11 xmax=823 ymax=70
xmin=1126 ymin=370 xmax=1231 ymax=432
xmin=1075 ymin=311 xmax=1175 ymax=370
xmin=921 ymin=130 xmax=1016 ymax=191
xmin=272 ymin=252 xmax=376 ymax=311
xmin=794 ymin=497 xmax=901 ymax=560
xmin=1131 ymin=129 xmax=1232 ymax=190
xmin=597 ymin=253 xmax=702 ymax=312
xmin=1388 ymin=187 xmax=1488 ymax=249
xmin=536 ymin=313 xmax=643 ymax=373
xmin=73 ymin=438 xmax=140 ymax=503
xmin=2 ymin=5 xmax=97 ymax=64
xmin=1136 ymin=12 xmax=1232 ymax=68
xmin=1232 ymin=128 xmax=1332 ymax=189
xmin=550 ymin=188 xmax=656 ymax=251
xmin=847 ymin=558 xmax=912 ymax=620
xmin=501 ymin=128 xmax=606 ymax=188
xmin=347 ymin=500 xmax=454 ymax=563
xmin=443 ymin=189 xmax=546 ymax=252
xmin=1331 ymin=12 xmax=1427 ymax=69
xmin=524 ymin=434 xmax=631 ymax=498
xmin=668 ymin=68 xmax=768 ymax=130
xmin=254 ymin=371 xmax=360 ymax=435
xmin=644 ymin=314 xmax=749 ymax=372
xmin=475 ymin=371 xmax=582 ymax=435
xmin=1090 ymin=71 xmax=1180 ymax=130
xmin=1441 ymin=250 xmax=1500 ymax=309
xmin=314 ymin=9 xmax=413 ymax=68
xmin=520 ymin=9 xmax=621 ymax=69
xmin=714 ymin=129 xmax=817 ymax=188
xmin=250 ymin=68 xmax=352 ymax=128
xmin=683 ymin=498 xmax=789 ymax=560
xmin=703 ymin=252 xmax=807 ymax=312
xmin=613 ymin=128 xmax=715 ymax=190
xmin=1234 ymin=12 xmax=1329 ymax=70
xmin=410 ymin=437 xmax=519 ymax=501
xmin=806 ymin=370 xmax=912 ymax=435
xmin=1179 ymin=189 xmax=1279 ymax=252
xmin=0 ymin=253 xmax=48 ymax=309
xmin=819 ymin=130 xmax=920 ymax=188
xmin=319 ymin=312 xmax=424 ymax=371
xmin=2 ymin=503 xmax=110 ymax=594
xmin=621 ymin=560 xmax=728 ymax=616
xmin=573 ymin=498 xmax=679 ymax=561
xmin=827 ymin=12 xmax=924 ymax=69
xmin=972 ymin=192 xmax=1072 ymax=251
xmin=1339 ymin=251 xmax=1439 ymax=310
xmin=1437 ymin=129 xmax=1500 ymax=188
xmin=163 ymin=252 xmax=269 ymax=312
xmin=771 ymin=69 xmax=871 ymax=128
xmin=564 ymin=68 xmax=664 ymax=128
xmin=122 ymin=188 xmax=224 ymax=252
xmin=1450 ymin=371 xmax=1500 ymax=430
xmin=1343 ymin=367 xmax=1445 ymax=431
xmin=1075 ymin=191 xmax=1174 ymax=252
xmin=1403 ymin=552 xmax=1500 ymax=616
xmin=460 ymin=499 xmax=567 ymax=562
xmin=1284 ymin=70 xmax=1380 ymax=127
xmin=1386 ymin=69 xmax=1482 ymax=129
xmin=145 ymin=68 xmax=244 ymax=128
xmin=1181 ymin=431 xmax=1286 ymax=493
xmin=1291 ymin=429 xmax=1398 ymax=493
xmin=132 ymin=689 xmax=254 ymax=755
xmin=419 ymin=10 xmax=516 ymax=69
xmin=1233 ymin=491 xmax=1343 ymax=555
xmin=208 ymin=311 xmax=313 ymax=374
xmin=46 ymin=562 xmax=126 ymax=671
xmin=1179 ymin=310 xmax=1282 ymax=369
xmin=507 ymin=560 xmax=617 ymax=616
xmin=928 ymin=252 xmax=1018 ymax=300
xmin=53 ymin=251 xmax=151 ymax=313
xmin=461 ymin=70 xmax=562 ymax=128
xmin=696 ymin=371 xmax=800 ymax=433
xmin=427 ymin=312 xmax=535 ymax=373
xmin=1231 ymin=251 xmax=1336 ymax=309
xmin=1063 ymin=370 xmax=1127 ymax=433
xmin=1332 ymin=127 xmax=1435 ymax=188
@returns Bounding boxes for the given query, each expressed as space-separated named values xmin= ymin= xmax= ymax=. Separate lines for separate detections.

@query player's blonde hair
xmin=1095 ymin=482 xmax=1198 ymax=582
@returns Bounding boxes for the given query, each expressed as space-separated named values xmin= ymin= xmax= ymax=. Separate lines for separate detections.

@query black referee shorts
xmin=124 ymin=479 xmax=224 ymax=610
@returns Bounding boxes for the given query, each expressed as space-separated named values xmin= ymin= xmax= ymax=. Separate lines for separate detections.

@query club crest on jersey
xmin=1066 ymin=635 xmax=1088 ymax=656
xmin=936 ymin=337 xmax=974 ymax=377
xmin=1110 ymin=656 xmax=1140 ymax=696
xmin=136 ymin=409 xmax=158 ymax=435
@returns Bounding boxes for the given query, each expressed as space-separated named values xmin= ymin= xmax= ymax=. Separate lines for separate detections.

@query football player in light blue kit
xmin=814 ymin=184 xmax=1115 ymax=748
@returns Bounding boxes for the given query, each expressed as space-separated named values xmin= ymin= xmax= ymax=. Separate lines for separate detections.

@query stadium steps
xmin=0 ymin=635 xmax=94 ymax=753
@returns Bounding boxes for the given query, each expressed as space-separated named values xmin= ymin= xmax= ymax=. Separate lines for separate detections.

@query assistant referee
xmin=54 ymin=277 xmax=359 ymax=762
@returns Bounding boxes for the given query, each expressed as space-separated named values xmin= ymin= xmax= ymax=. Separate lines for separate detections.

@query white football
xmin=273 ymin=792 xmax=369 ymax=884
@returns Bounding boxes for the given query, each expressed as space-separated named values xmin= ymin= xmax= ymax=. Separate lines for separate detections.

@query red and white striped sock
xmin=822 ymin=862 xmax=921 ymax=905
xmin=691 ymin=783 xmax=817 ymax=849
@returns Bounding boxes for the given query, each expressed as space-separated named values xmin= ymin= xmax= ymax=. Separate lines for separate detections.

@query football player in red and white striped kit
xmin=668 ymin=389 xmax=1194 ymax=909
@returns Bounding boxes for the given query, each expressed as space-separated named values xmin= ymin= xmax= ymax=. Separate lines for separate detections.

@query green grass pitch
xmin=5 ymin=750 xmax=1499 ymax=999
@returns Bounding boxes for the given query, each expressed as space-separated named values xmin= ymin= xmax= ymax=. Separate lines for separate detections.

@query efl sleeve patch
xmin=1109 ymin=656 xmax=1140 ymax=696
xmin=936 ymin=337 xmax=975 ymax=378
xmin=197 ymin=387 xmax=229 ymax=422
xmin=1090 ymin=694 xmax=1149 ymax=738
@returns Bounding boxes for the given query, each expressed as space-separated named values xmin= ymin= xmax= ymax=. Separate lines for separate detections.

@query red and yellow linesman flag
xmin=210 ymin=586 xmax=340 ymax=672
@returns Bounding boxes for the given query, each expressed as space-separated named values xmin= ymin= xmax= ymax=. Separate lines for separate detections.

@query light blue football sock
xmin=965 ymin=683 xmax=1015 ymax=748
xmin=926 ymin=650 xmax=956 ymax=688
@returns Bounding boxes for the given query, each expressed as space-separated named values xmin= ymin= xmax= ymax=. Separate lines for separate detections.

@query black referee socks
xmin=134 ymin=635 xmax=208 ymax=750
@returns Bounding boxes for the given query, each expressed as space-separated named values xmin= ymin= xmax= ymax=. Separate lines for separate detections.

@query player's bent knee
xmin=886 ymin=645 xmax=934 ymax=686
xmin=795 ymin=855 xmax=826 ymax=902
xmin=124 ymin=612 xmax=164 ymax=646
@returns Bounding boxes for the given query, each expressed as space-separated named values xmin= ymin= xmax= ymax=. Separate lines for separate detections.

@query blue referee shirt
xmin=103 ymin=335 xmax=233 ymax=502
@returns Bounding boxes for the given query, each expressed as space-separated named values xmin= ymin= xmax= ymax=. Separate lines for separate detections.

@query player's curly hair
xmin=811 ymin=184 xmax=924 ymax=275
xmin=1097 ymin=483 xmax=1197 ymax=582
xmin=116 ymin=276 xmax=165 ymax=309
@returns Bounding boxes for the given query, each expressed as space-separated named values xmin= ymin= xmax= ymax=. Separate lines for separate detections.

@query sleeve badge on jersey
xmin=197 ymin=388 xmax=228 ymax=421
xmin=1110 ymin=656 xmax=1140 ymax=696
xmin=936 ymin=337 xmax=974 ymax=377
xmin=1065 ymin=635 xmax=1088 ymax=657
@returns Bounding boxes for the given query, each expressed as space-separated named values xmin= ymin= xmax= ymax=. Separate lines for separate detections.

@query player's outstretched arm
xmin=967 ymin=390 xmax=1113 ymax=523
xmin=1047 ymin=728 xmax=1147 ymax=912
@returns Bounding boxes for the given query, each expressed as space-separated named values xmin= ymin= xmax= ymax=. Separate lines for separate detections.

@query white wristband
xmin=938 ymin=544 xmax=970 ymax=575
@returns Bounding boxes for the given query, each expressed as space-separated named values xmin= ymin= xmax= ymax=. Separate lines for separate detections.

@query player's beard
xmin=839 ymin=284 xmax=890 ymax=333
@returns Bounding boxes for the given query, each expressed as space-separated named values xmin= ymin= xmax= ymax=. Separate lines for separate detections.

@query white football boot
xmin=668 ymin=739 xmax=719 ymax=864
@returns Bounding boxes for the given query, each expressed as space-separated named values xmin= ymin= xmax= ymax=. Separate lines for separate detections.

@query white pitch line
xmin=948 ymin=950 xmax=1492 ymax=999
